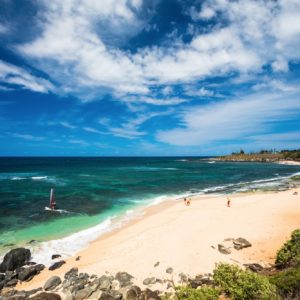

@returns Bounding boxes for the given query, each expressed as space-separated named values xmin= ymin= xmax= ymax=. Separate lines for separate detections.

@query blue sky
xmin=1 ymin=0 xmax=300 ymax=156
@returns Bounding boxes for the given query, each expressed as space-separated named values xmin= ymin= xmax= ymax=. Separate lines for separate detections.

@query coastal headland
xmin=14 ymin=187 xmax=300 ymax=294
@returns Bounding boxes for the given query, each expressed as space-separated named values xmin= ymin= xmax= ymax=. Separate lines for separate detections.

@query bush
xmin=213 ymin=263 xmax=277 ymax=300
xmin=270 ymin=266 xmax=300 ymax=298
xmin=275 ymin=229 xmax=300 ymax=268
xmin=175 ymin=285 xmax=220 ymax=300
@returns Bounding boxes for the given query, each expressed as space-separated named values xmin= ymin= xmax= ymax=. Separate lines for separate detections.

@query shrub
xmin=270 ymin=266 xmax=300 ymax=298
xmin=213 ymin=263 xmax=277 ymax=300
xmin=175 ymin=285 xmax=220 ymax=300
xmin=275 ymin=229 xmax=300 ymax=268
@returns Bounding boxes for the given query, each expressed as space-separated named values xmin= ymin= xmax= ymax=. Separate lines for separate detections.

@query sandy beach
xmin=15 ymin=186 xmax=300 ymax=293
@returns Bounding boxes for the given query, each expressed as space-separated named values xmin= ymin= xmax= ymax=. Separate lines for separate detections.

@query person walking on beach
xmin=186 ymin=198 xmax=191 ymax=206
xmin=227 ymin=197 xmax=231 ymax=207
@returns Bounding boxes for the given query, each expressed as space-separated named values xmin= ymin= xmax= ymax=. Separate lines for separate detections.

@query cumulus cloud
xmin=11 ymin=0 xmax=300 ymax=102
xmin=156 ymin=91 xmax=300 ymax=146
xmin=0 ymin=60 xmax=53 ymax=93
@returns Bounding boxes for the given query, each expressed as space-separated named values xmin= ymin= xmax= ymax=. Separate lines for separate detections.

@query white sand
xmin=17 ymin=188 xmax=300 ymax=292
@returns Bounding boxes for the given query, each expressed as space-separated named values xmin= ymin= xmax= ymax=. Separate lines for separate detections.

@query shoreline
xmin=16 ymin=187 xmax=300 ymax=292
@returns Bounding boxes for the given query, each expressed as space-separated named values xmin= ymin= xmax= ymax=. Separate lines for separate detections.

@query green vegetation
xmin=175 ymin=285 xmax=220 ymax=300
xmin=218 ymin=149 xmax=300 ymax=162
xmin=213 ymin=263 xmax=276 ymax=300
xmin=275 ymin=229 xmax=300 ymax=268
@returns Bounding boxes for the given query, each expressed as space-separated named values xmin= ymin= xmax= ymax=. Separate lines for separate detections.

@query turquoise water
xmin=0 ymin=157 xmax=300 ymax=260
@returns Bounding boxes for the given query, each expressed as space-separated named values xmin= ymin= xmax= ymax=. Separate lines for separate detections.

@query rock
xmin=51 ymin=254 xmax=61 ymax=260
xmin=233 ymin=238 xmax=252 ymax=250
xmin=244 ymin=263 xmax=264 ymax=273
xmin=178 ymin=273 xmax=188 ymax=283
xmin=99 ymin=292 xmax=115 ymax=300
xmin=165 ymin=267 xmax=173 ymax=274
xmin=139 ymin=288 xmax=161 ymax=300
xmin=5 ymin=270 xmax=18 ymax=281
xmin=75 ymin=256 xmax=81 ymax=261
xmin=44 ymin=276 xmax=62 ymax=291
xmin=143 ymin=277 xmax=157 ymax=285
xmin=0 ymin=273 xmax=5 ymax=281
xmin=64 ymin=267 xmax=78 ymax=280
xmin=48 ymin=260 xmax=65 ymax=271
xmin=30 ymin=292 xmax=61 ymax=300
xmin=8 ymin=296 xmax=26 ymax=300
xmin=115 ymin=272 xmax=134 ymax=288
xmin=28 ymin=240 xmax=37 ymax=244
xmin=110 ymin=290 xmax=123 ymax=300
xmin=0 ymin=248 xmax=31 ymax=272
xmin=74 ymin=286 xmax=93 ymax=300
xmin=5 ymin=278 xmax=18 ymax=287
xmin=98 ymin=275 xmax=112 ymax=291
xmin=154 ymin=262 xmax=159 ymax=267
xmin=218 ymin=244 xmax=231 ymax=255
xmin=18 ymin=264 xmax=44 ymax=281
xmin=26 ymin=287 xmax=43 ymax=297
xmin=126 ymin=285 xmax=141 ymax=300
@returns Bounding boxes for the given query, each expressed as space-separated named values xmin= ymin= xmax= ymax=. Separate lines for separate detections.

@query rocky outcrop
xmin=0 ymin=248 xmax=31 ymax=272
xmin=18 ymin=264 xmax=45 ymax=281
xmin=217 ymin=237 xmax=252 ymax=254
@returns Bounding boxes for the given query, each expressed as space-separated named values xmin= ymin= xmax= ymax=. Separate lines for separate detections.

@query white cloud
xmin=12 ymin=133 xmax=45 ymax=141
xmin=60 ymin=122 xmax=76 ymax=129
xmin=8 ymin=0 xmax=300 ymax=102
xmin=156 ymin=91 xmax=300 ymax=146
xmin=185 ymin=86 xmax=214 ymax=97
xmin=0 ymin=60 xmax=53 ymax=93
xmin=83 ymin=126 xmax=105 ymax=134
xmin=69 ymin=139 xmax=88 ymax=146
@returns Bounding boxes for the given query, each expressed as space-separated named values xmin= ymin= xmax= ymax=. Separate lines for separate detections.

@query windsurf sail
xmin=49 ymin=188 xmax=56 ymax=209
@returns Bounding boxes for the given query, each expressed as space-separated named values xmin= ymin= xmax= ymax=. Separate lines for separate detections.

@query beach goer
xmin=186 ymin=198 xmax=191 ymax=206
xmin=227 ymin=197 xmax=231 ymax=207
xmin=184 ymin=198 xmax=187 ymax=205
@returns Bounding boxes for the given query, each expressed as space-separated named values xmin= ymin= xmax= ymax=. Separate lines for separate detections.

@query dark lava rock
xmin=48 ymin=260 xmax=65 ymax=271
xmin=165 ymin=267 xmax=173 ymax=274
xmin=115 ymin=272 xmax=134 ymax=287
xmin=218 ymin=244 xmax=231 ymax=255
xmin=0 ymin=248 xmax=31 ymax=272
xmin=74 ymin=286 xmax=94 ymax=300
xmin=244 ymin=263 xmax=264 ymax=273
xmin=99 ymin=292 xmax=115 ymax=300
xmin=30 ymin=292 xmax=61 ymax=300
xmin=18 ymin=266 xmax=37 ymax=281
xmin=143 ymin=277 xmax=157 ymax=285
xmin=233 ymin=238 xmax=252 ymax=250
xmin=139 ymin=288 xmax=161 ymax=300
xmin=154 ymin=262 xmax=159 ymax=267
xmin=44 ymin=276 xmax=62 ymax=291
xmin=51 ymin=254 xmax=61 ymax=260
xmin=6 ymin=278 xmax=18 ymax=287
xmin=0 ymin=273 xmax=5 ymax=281
xmin=75 ymin=256 xmax=81 ymax=261
xmin=126 ymin=285 xmax=142 ymax=300
xmin=64 ymin=267 xmax=78 ymax=280
xmin=26 ymin=287 xmax=43 ymax=297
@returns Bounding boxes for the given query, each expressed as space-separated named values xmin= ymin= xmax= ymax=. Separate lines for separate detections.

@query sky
xmin=0 ymin=0 xmax=300 ymax=156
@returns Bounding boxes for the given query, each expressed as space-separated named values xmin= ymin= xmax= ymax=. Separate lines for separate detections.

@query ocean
xmin=0 ymin=157 xmax=300 ymax=265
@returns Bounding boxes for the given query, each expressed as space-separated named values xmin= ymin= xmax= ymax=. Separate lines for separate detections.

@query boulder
xmin=74 ymin=286 xmax=93 ymax=300
xmin=44 ymin=276 xmax=62 ymax=291
xmin=115 ymin=272 xmax=133 ymax=288
xmin=178 ymin=273 xmax=188 ymax=283
xmin=218 ymin=244 xmax=231 ymax=255
xmin=244 ymin=263 xmax=264 ymax=273
xmin=18 ymin=264 xmax=44 ymax=281
xmin=143 ymin=277 xmax=157 ymax=285
xmin=126 ymin=285 xmax=142 ymax=300
xmin=98 ymin=275 xmax=112 ymax=291
xmin=99 ymin=292 xmax=115 ymax=300
xmin=0 ymin=273 xmax=5 ymax=281
xmin=154 ymin=262 xmax=159 ymax=267
xmin=5 ymin=278 xmax=18 ymax=287
xmin=48 ymin=260 xmax=65 ymax=271
xmin=64 ymin=267 xmax=78 ymax=280
xmin=51 ymin=254 xmax=61 ymax=260
xmin=30 ymin=292 xmax=61 ymax=300
xmin=165 ymin=267 xmax=173 ymax=274
xmin=233 ymin=238 xmax=252 ymax=250
xmin=139 ymin=288 xmax=161 ymax=300
xmin=0 ymin=248 xmax=31 ymax=272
